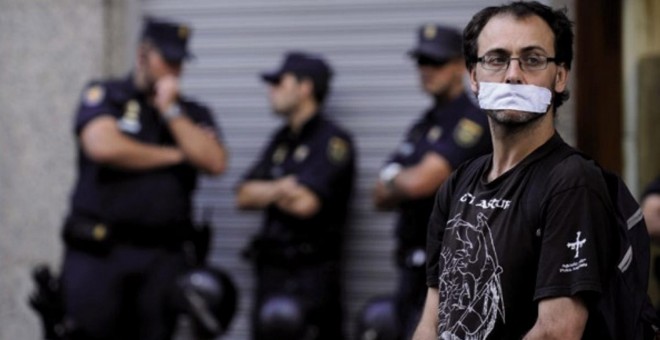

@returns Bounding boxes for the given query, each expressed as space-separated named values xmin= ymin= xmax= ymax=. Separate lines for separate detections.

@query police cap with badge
xmin=408 ymin=24 xmax=463 ymax=65
xmin=141 ymin=17 xmax=194 ymax=64
xmin=261 ymin=51 xmax=333 ymax=102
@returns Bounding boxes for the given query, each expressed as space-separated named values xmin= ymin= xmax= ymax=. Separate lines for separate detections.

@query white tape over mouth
xmin=478 ymin=82 xmax=552 ymax=114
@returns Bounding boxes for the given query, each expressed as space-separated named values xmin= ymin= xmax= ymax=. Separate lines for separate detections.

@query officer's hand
xmin=154 ymin=75 xmax=180 ymax=114
xmin=276 ymin=175 xmax=298 ymax=197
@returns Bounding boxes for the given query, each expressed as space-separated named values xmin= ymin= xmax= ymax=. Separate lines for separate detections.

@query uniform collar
xmin=284 ymin=112 xmax=322 ymax=141
xmin=428 ymin=92 xmax=474 ymax=121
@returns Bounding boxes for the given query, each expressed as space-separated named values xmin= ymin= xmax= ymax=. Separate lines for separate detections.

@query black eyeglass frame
xmin=475 ymin=55 xmax=557 ymax=71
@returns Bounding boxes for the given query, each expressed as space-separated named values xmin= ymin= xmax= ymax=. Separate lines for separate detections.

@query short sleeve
xmin=432 ymin=117 xmax=490 ymax=170
xmin=74 ymin=82 xmax=120 ymax=135
xmin=296 ymin=135 xmax=354 ymax=202
xmin=534 ymin=166 xmax=615 ymax=301
xmin=181 ymin=100 xmax=224 ymax=142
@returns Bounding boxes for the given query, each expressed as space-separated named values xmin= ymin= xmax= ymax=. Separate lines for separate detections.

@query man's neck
xmin=487 ymin=113 xmax=555 ymax=182
xmin=433 ymin=82 xmax=465 ymax=106
xmin=288 ymin=99 xmax=318 ymax=134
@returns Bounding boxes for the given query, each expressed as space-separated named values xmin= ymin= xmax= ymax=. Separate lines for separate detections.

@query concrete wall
xmin=0 ymin=1 xmax=134 ymax=338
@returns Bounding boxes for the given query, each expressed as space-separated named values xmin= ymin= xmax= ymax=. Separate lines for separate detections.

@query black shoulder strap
xmin=523 ymin=143 xmax=577 ymax=225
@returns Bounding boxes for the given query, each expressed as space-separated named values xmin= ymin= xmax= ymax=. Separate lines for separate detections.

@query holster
xmin=62 ymin=217 xmax=113 ymax=256
xmin=242 ymin=236 xmax=333 ymax=267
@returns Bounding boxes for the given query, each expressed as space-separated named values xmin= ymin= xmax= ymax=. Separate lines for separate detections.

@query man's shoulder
xmin=179 ymin=96 xmax=211 ymax=115
xmin=540 ymin=148 xmax=609 ymax=197
xmin=78 ymin=78 xmax=131 ymax=109
xmin=317 ymin=116 xmax=355 ymax=145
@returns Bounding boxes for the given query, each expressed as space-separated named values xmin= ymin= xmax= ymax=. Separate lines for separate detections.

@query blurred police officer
xmin=236 ymin=51 xmax=355 ymax=340
xmin=371 ymin=25 xmax=491 ymax=338
xmin=59 ymin=17 xmax=227 ymax=340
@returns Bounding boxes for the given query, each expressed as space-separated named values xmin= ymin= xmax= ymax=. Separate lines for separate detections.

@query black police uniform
xmin=383 ymin=24 xmax=493 ymax=338
xmin=59 ymin=19 xmax=222 ymax=340
xmin=387 ymin=93 xmax=491 ymax=336
xmin=242 ymin=113 xmax=355 ymax=340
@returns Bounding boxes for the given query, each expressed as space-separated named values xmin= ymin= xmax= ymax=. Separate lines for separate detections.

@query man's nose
xmin=504 ymin=59 xmax=524 ymax=84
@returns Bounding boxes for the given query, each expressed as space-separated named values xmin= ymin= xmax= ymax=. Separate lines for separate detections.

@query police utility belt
xmin=243 ymin=236 xmax=336 ymax=267
xmin=62 ymin=216 xmax=193 ymax=254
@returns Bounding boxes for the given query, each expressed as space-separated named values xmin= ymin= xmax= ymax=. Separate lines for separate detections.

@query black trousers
xmin=394 ymin=264 xmax=427 ymax=339
xmin=61 ymin=245 xmax=187 ymax=340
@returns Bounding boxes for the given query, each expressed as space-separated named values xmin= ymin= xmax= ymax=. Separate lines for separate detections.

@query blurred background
xmin=1 ymin=0 xmax=659 ymax=339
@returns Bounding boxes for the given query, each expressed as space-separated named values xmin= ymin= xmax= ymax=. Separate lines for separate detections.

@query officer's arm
xmin=236 ymin=176 xmax=320 ymax=218
xmin=412 ymin=288 xmax=439 ymax=340
xmin=274 ymin=176 xmax=321 ymax=218
xmin=163 ymin=114 xmax=227 ymax=175
xmin=154 ymin=75 xmax=227 ymax=175
xmin=81 ymin=116 xmax=184 ymax=170
xmin=523 ymin=296 xmax=587 ymax=340
xmin=236 ymin=180 xmax=284 ymax=210
xmin=642 ymin=193 xmax=660 ymax=243
xmin=374 ymin=152 xmax=452 ymax=210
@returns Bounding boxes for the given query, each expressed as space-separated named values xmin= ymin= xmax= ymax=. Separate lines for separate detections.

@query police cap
xmin=261 ymin=51 xmax=333 ymax=96
xmin=408 ymin=24 xmax=462 ymax=62
xmin=141 ymin=17 xmax=194 ymax=63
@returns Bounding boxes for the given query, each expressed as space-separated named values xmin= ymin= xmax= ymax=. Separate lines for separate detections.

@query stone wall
xmin=0 ymin=1 xmax=133 ymax=338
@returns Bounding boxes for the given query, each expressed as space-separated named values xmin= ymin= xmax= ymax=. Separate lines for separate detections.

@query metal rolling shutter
xmin=140 ymin=1 xmax=531 ymax=338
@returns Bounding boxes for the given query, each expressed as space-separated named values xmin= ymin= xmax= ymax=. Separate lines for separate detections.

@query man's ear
xmin=469 ymin=67 xmax=479 ymax=93
xmin=299 ymin=78 xmax=314 ymax=98
xmin=553 ymin=64 xmax=568 ymax=93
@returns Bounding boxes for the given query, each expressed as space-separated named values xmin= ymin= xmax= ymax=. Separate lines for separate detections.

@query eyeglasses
xmin=476 ymin=53 xmax=557 ymax=71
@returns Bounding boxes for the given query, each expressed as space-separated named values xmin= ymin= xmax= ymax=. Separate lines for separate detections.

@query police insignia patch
xmin=294 ymin=145 xmax=309 ymax=162
xmin=272 ymin=145 xmax=287 ymax=165
xmin=328 ymin=137 xmax=349 ymax=164
xmin=453 ymin=118 xmax=483 ymax=147
xmin=424 ymin=25 xmax=437 ymax=40
xmin=178 ymin=26 xmax=189 ymax=39
xmin=83 ymin=85 xmax=105 ymax=107
xmin=426 ymin=126 xmax=443 ymax=143
xmin=118 ymin=100 xmax=142 ymax=133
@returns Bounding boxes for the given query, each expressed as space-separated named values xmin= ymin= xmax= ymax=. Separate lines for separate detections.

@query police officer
xmin=236 ymin=51 xmax=355 ymax=340
xmin=371 ymin=25 xmax=491 ymax=338
xmin=59 ymin=17 xmax=227 ymax=340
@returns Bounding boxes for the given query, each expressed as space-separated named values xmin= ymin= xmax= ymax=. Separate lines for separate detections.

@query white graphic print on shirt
xmin=438 ymin=213 xmax=505 ymax=340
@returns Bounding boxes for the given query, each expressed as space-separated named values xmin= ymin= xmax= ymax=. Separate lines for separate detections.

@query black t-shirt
xmin=241 ymin=114 xmax=355 ymax=260
xmin=70 ymin=76 xmax=222 ymax=227
xmin=426 ymin=133 xmax=616 ymax=339
xmin=386 ymin=93 xmax=491 ymax=251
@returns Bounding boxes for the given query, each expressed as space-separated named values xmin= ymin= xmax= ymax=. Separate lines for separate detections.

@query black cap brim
xmin=261 ymin=72 xmax=282 ymax=84
xmin=407 ymin=45 xmax=459 ymax=62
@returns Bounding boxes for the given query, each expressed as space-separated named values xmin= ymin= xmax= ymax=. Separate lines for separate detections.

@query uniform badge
xmin=426 ymin=125 xmax=443 ymax=143
xmin=423 ymin=25 xmax=437 ymax=40
xmin=92 ymin=223 xmax=107 ymax=241
xmin=453 ymin=118 xmax=483 ymax=148
xmin=118 ymin=100 xmax=142 ymax=134
xmin=328 ymin=137 xmax=349 ymax=164
xmin=83 ymin=85 xmax=105 ymax=107
xmin=293 ymin=145 xmax=309 ymax=163
xmin=272 ymin=144 xmax=288 ymax=165
xmin=178 ymin=25 xmax=189 ymax=39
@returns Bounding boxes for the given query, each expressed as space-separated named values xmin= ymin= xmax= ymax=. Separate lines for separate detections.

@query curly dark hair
xmin=463 ymin=1 xmax=574 ymax=110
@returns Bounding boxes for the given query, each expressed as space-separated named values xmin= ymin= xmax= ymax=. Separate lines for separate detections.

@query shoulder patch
xmin=83 ymin=84 xmax=105 ymax=107
xmin=453 ymin=118 xmax=484 ymax=148
xmin=328 ymin=137 xmax=349 ymax=164
xmin=272 ymin=144 xmax=288 ymax=165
